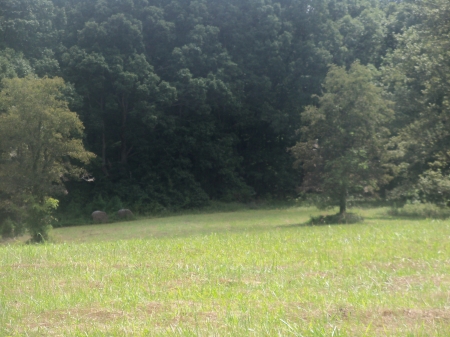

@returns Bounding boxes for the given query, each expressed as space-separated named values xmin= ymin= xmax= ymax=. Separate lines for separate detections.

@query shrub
xmin=1 ymin=217 xmax=26 ymax=239
xmin=106 ymin=196 xmax=123 ymax=214
xmin=26 ymin=197 xmax=59 ymax=243
xmin=90 ymin=194 xmax=107 ymax=212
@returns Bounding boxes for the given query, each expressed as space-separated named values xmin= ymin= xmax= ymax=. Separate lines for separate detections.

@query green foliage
xmin=90 ymin=194 xmax=107 ymax=213
xmin=417 ymin=169 xmax=450 ymax=206
xmin=105 ymin=196 xmax=122 ymax=214
xmin=26 ymin=197 xmax=59 ymax=243
xmin=383 ymin=0 xmax=450 ymax=204
xmin=52 ymin=0 xmax=397 ymax=210
xmin=0 ymin=76 xmax=95 ymax=200
xmin=2 ymin=0 xmax=438 ymax=213
xmin=0 ymin=49 xmax=34 ymax=80
xmin=0 ymin=0 xmax=59 ymax=58
xmin=0 ymin=76 xmax=94 ymax=240
xmin=290 ymin=62 xmax=393 ymax=214
xmin=0 ymin=217 xmax=26 ymax=239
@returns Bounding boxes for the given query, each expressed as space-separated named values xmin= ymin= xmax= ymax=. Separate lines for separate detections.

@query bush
xmin=1 ymin=217 xmax=26 ymax=239
xmin=90 ymin=194 xmax=107 ymax=212
xmin=106 ymin=195 xmax=123 ymax=214
xmin=26 ymin=197 xmax=59 ymax=243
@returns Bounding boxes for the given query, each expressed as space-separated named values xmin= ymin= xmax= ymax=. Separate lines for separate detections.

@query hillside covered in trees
xmin=0 ymin=0 xmax=449 ymax=221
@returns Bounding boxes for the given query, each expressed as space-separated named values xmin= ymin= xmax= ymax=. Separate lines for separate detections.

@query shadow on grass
xmin=278 ymin=212 xmax=365 ymax=229
xmin=54 ymin=201 xmax=304 ymax=228
xmin=365 ymin=214 xmax=425 ymax=221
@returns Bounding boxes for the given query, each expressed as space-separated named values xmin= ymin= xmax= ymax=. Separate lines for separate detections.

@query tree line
xmin=0 ymin=0 xmax=449 ymax=238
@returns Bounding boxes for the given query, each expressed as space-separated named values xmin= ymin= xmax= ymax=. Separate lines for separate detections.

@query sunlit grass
xmin=52 ymin=206 xmax=323 ymax=243
xmin=1 ymin=206 xmax=450 ymax=336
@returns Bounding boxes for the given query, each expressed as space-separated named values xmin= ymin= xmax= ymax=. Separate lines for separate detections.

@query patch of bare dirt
xmin=11 ymin=306 xmax=129 ymax=336
xmin=40 ymin=307 xmax=128 ymax=322
xmin=6 ymin=262 xmax=97 ymax=269
xmin=170 ymin=310 xmax=219 ymax=326
xmin=276 ymin=301 xmax=450 ymax=335
xmin=364 ymin=258 xmax=444 ymax=273
xmin=143 ymin=301 xmax=164 ymax=315
xmin=357 ymin=307 xmax=450 ymax=335
xmin=385 ymin=274 xmax=450 ymax=292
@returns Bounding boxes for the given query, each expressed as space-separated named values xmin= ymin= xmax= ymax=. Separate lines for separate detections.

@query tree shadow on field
xmin=279 ymin=212 xmax=364 ymax=228
xmin=367 ymin=214 xmax=425 ymax=221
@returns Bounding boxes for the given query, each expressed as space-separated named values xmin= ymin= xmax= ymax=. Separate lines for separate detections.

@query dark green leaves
xmin=291 ymin=62 xmax=393 ymax=212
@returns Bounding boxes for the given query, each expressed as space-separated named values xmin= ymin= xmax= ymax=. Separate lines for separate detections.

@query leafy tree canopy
xmin=290 ymin=62 xmax=393 ymax=214
xmin=0 ymin=76 xmax=94 ymax=240
xmin=383 ymin=0 xmax=450 ymax=204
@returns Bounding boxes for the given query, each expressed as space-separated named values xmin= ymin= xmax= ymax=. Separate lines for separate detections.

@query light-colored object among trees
xmin=118 ymin=209 xmax=134 ymax=218
xmin=92 ymin=211 xmax=108 ymax=223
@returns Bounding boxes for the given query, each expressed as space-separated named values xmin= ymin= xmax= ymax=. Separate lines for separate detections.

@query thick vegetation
xmin=0 ymin=0 xmax=449 ymax=231
xmin=0 ymin=77 xmax=94 ymax=240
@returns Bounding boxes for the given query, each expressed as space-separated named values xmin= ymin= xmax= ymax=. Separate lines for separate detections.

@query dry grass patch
xmin=387 ymin=274 xmax=450 ymax=289
xmin=7 ymin=306 xmax=129 ymax=336
xmin=357 ymin=308 xmax=450 ymax=335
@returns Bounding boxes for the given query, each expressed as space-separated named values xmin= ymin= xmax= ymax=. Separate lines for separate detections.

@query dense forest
xmin=0 ymin=0 xmax=449 ymax=230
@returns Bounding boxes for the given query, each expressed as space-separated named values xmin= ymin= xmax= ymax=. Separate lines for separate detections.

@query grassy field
xmin=1 ymin=206 xmax=450 ymax=336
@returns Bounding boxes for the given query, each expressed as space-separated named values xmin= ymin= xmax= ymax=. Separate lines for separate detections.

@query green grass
xmin=1 ymin=206 xmax=450 ymax=336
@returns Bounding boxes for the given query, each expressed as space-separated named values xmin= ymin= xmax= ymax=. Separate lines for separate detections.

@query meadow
xmin=1 ymin=206 xmax=450 ymax=336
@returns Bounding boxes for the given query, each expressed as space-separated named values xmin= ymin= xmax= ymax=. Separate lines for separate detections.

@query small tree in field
xmin=290 ymin=62 xmax=393 ymax=216
xmin=0 ymin=76 xmax=95 ymax=241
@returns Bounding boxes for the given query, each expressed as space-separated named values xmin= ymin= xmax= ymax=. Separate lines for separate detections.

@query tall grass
xmin=1 ymin=207 xmax=450 ymax=336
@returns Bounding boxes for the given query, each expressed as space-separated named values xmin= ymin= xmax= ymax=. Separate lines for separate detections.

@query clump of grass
xmin=309 ymin=212 xmax=364 ymax=225
xmin=388 ymin=203 xmax=450 ymax=219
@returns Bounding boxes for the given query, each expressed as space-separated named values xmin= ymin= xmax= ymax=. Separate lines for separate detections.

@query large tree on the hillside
xmin=0 ymin=76 xmax=94 ymax=241
xmin=290 ymin=62 xmax=393 ymax=214
xmin=383 ymin=0 xmax=450 ymax=204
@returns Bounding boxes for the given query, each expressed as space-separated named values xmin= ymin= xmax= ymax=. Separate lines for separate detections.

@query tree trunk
xmin=339 ymin=187 xmax=347 ymax=215
xmin=101 ymin=125 xmax=109 ymax=176
xmin=339 ymin=198 xmax=346 ymax=215
xmin=120 ymin=95 xmax=129 ymax=165
xmin=120 ymin=136 xmax=128 ymax=165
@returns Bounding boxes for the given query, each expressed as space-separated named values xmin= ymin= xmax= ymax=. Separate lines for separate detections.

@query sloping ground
xmin=1 ymin=207 xmax=450 ymax=336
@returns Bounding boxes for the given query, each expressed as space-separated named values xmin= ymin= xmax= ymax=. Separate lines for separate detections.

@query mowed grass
xmin=1 ymin=207 xmax=450 ymax=336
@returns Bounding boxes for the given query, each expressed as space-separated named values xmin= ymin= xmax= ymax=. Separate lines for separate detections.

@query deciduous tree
xmin=383 ymin=0 xmax=450 ymax=204
xmin=0 ymin=76 xmax=94 ymax=241
xmin=290 ymin=62 xmax=393 ymax=214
